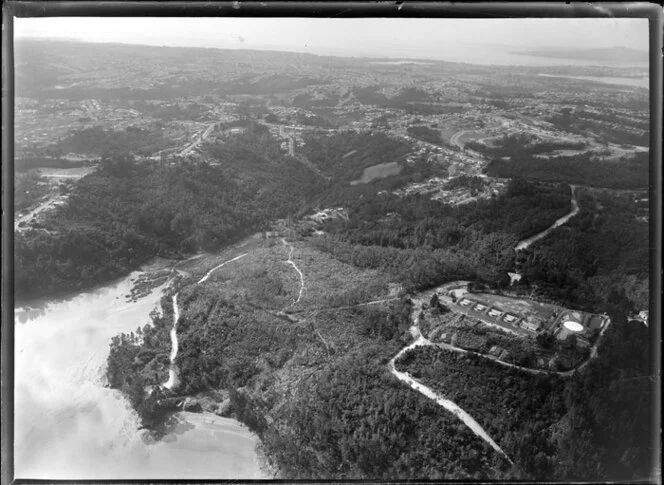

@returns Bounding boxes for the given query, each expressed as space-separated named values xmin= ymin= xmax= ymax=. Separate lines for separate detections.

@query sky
xmin=14 ymin=17 xmax=649 ymax=61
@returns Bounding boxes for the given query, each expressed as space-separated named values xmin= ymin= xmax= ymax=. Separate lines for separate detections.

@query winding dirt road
xmin=197 ymin=253 xmax=248 ymax=284
xmin=385 ymin=285 xmax=614 ymax=462
xmin=387 ymin=274 xmax=613 ymax=465
xmin=282 ymin=238 xmax=305 ymax=306
xmin=161 ymin=253 xmax=248 ymax=390
xmin=515 ymin=184 xmax=579 ymax=251
xmin=389 ymin=325 xmax=514 ymax=465
xmin=317 ymin=297 xmax=400 ymax=312
xmin=158 ymin=232 xmax=607 ymax=467
xmin=388 ymin=299 xmax=514 ymax=465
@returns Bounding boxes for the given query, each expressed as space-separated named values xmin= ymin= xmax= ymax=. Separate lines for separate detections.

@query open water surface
xmin=14 ymin=270 xmax=266 ymax=479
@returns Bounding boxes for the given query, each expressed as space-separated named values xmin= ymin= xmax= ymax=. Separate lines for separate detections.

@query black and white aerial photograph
xmin=3 ymin=3 xmax=661 ymax=483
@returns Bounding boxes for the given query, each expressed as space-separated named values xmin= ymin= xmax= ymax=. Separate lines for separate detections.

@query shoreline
xmin=112 ymin=240 xmax=275 ymax=477
xmin=16 ymin=259 xmax=270 ymax=479
xmin=156 ymin=411 xmax=269 ymax=479
xmin=14 ymin=256 xmax=179 ymax=311
xmin=13 ymin=229 xmax=262 ymax=308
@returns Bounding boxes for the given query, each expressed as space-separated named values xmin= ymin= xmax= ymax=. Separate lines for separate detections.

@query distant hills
xmin=513 ymin=46 xmax=648 ymax=63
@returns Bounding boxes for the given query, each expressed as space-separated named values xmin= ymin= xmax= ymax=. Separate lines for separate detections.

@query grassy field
xmin=37 ymin=166 xmax=97 ymax=179
xmin=350 ymin=161 xmax=403 ymax=185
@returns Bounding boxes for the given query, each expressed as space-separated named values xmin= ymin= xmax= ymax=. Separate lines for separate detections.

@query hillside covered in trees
xmin=311 ymin=178 xmax=572 ymax=292
xmin=15 ymin=126 xmax=324 ymax=302
xmin=105 ymin=239 xmax=515 ymax=479
xmin=516 ymin=187 xmax=649 ymax=312
xmin=106 ymin=233 xmax=653 ymax=480
xmin=472 ymin=134 xmax=649 ymax=189
xmin=396 ymin=314 xmax=652 ymax=481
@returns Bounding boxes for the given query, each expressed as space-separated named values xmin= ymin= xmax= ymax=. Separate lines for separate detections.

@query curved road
xmin=432 ymin=316 xmax=611 ymax=378
xmin=388 ymin=299 xmax=514 ymax=464
xmin=450 ymin=129 xmax=474 ymax=150
xmin=515 ymin=184 xmax=579 ymax=251
xmin=159 ymin=233 xmax=608 ymax=467
xmin=389 ymin=328 xmax=514 ymax=464
xmin=387 ymin=285 xmax=612 ymax=465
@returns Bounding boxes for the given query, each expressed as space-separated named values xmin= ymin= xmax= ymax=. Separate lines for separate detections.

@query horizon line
xmin=14 ymin=36 xmax=650 ymax=70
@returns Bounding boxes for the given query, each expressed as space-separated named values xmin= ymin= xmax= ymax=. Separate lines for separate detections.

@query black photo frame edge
xmin=1 ymin=2 xmax=662 ymax=484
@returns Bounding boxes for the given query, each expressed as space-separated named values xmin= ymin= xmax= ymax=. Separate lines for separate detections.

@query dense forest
xmin=349 ymin=85 xmax=467 ymax=117
xmin=552 ymin=315 xmax=653 ymax=481
xmin=486 ymin=151 xmax=649 ymax=189
xmin=516 ymin=188 xmax=649 ymax=312
xmin=22 ymin=124 xmax=648 ymax=310
xmin=14 ymin=125 xmax=324 ymax=302
xmin=23 ymin=79 xmax=219 ymax=102
xmin=15 ymin=157 xmax=253 ymax=300
xmin=106 ymin=302 xmax=174 ymax=427
xmin=217 ymin=74 xmax=326 ymax=96
xmin=407 ymin=125 xmax=446 ymax=146
xmin=396 ymin=313 xmax=652 ymax=481
xmin=311 ymin=179 xmax=571 ymax=291
xmin=53 ymin=125 xmax=175 ymax=156
xmin=305 ymin=174 xmax=648 ymax=313
xmin=470 ymin=133 xmax=649 ymax=189
xmin=353 ymin=85 xmax=429 ymax=107
xmin=260 ymin=343 xmax=512 ymax=479
xmin=467 ymin=133 xmax=586 ymax=158
xmin=546 ymin=107 xmax=649 ymax=146
xmin=396 ymin=344 xmax=567 ymax=478
xmin=18 ymin=126 xmax=435 ymax=302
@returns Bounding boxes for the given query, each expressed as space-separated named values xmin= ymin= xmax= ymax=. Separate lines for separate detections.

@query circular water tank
xmin=563 ymin=321 xmax=584 ymax=332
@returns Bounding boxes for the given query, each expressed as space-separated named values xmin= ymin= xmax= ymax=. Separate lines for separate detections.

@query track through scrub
xmin=281 ymin=238 xmax=305 ymax=306
xmin=197 ymin=253 xmax=248 ymax=284
xmin=161 ymin=253 xmax=248 ymax=390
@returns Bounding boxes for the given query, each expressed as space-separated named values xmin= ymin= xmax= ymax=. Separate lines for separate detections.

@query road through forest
xmin=515 ymin=184 xmax=579 ymax=251
xmin=388 ymin=304 xmax=515 ymax=465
